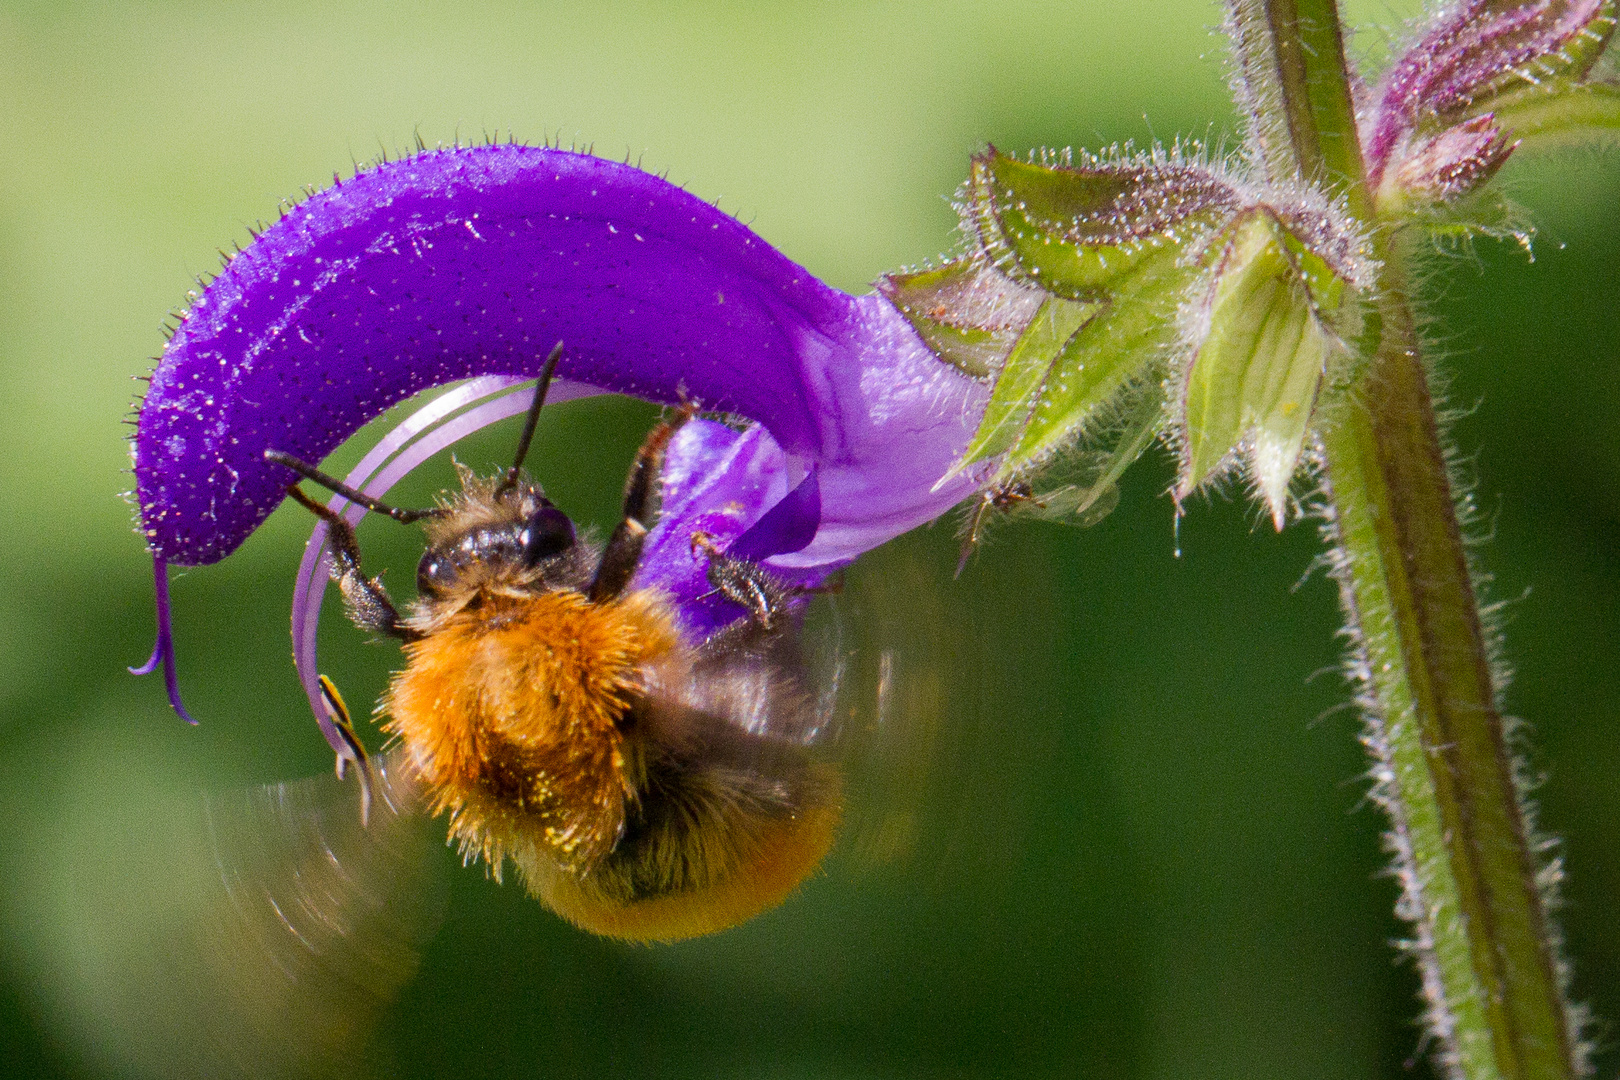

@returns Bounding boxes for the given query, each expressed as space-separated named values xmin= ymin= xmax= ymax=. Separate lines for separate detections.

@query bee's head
xmin=415 ymin=477 xmax=579 ymax=599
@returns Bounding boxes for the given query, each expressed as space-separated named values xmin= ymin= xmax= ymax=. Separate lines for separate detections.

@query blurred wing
xmin=815 ymin=546 xmax=952 ymax=872
xmin=1002 ymin=450 xmax=1119 ymax=526
xmin=1016 ymin=387 xmax=1161 ymax=528
xmin=193 ymin=750 xmax=445 ymax=1078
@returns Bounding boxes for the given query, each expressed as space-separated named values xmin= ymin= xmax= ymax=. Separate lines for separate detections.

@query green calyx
xmin=924 ymin=149 xmax=1243 ymax=487
xmin=1442 ymin=0 xmax=1618 ymax=135
xmin=966 ymin=148 xmax=1239 ymax=301
xmin=1176 ymin=207 xmax=1346 ymax=528
xmin=1377 ymin=1 xmax=1619 ymax=219
xmin=887 ymin=148 xmax=1362 ymax=535
xmin=1492 ymin=79 xmax=1620 ymax=151
xmin=877 ymin=259 xmax=1045 ymax=381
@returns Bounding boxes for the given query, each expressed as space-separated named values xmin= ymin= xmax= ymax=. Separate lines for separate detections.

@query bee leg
xmin=318 ymin=674 xmax=374 ymax=829
xmin=799 ymin=569 xmax=845 ymax=597
xmin=285 ymin=486 xmax=422 ymax=643
xmin=689 ymin=532 xmax=796 ymax=633
xmin=588 ymin=404 xmax=696 ymax=602
xmin=954 ymin=493 xmax=995 ymax=578
xmin=265 ymin=449 xmax=441 ymax=524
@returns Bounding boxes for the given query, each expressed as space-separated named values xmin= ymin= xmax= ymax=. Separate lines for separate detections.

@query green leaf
xmin=1178 ymin=208 xmax=1336 ymax=528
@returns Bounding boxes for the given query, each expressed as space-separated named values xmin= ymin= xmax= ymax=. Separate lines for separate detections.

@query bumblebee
xmin=266 ymin=348 xmax=839 ymax=943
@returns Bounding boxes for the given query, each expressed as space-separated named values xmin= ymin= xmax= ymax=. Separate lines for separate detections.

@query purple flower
xmin=131 ymin=144 xmax=986 ymax=730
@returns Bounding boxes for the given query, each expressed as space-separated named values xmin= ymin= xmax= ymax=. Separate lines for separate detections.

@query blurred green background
xmin=2 ymin=1 xmax=1618 ymax=1077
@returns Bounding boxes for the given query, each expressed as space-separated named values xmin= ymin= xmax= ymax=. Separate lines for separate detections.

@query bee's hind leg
xmin=318 ymin=674 xmax=375 ymax=828
xmin=284 ymin=486 xmax=421 ymax=643
xmin=589 ymin=404 xmax=695 ymax=602
xmin=690 ymin=532 xmax=797 ymax=634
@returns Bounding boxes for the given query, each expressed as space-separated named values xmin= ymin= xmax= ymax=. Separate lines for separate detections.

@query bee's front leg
xmin=589 ymin=404 xmax=696 ymax=602
xmin=283 ymin=485 xmax=421 ymax=643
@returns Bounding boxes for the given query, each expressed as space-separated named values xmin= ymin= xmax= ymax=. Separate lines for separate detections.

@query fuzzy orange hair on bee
xmin=267 ymin=346 xmax=840 ymax=942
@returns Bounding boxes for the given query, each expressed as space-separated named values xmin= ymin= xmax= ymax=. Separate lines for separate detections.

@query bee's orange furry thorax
xmin=384 ymin=588 xmax=683 ymax=872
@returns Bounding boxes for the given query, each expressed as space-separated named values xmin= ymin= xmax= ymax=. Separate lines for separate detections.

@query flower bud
xmin=1367 ymin=0 xmax=1617 ymax=205
xmin=1393 ymin=114 xmax=1518 ymax=204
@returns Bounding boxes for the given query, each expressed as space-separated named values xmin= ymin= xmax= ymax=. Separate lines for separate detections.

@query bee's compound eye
xmin=521 ymin=503 xmax=577 ymax=565
xmin=416 ymin=548 xmax=453 ymax=597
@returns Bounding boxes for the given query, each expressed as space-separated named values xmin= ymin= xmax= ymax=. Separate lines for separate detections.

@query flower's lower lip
xmin=284 ymin=377 xmax=833 ymax=749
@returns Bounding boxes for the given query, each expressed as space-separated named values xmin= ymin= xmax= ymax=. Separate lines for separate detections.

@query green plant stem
xmin=1227 ymin=2 xmax=1580 ymax=1078
xmin=1496 ymin=82 xmax=1620 ymax=150
xmin=1322 ymin=259 xmax=1575 ymax=1080
xmin=1228 ymin=0 xmax=1369 ymax=215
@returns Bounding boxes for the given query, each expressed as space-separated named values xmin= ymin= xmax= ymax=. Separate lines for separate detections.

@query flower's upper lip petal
xmin=134 ymin=144 xmax=866 ymax=565
xmin=131 ymin=145 xmax=993 ymax=726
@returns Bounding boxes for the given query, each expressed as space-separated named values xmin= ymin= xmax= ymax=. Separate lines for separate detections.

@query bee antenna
xmin=266 ymin=450 xmax=440 ymax=523
xmin=497 ymin=340 xmax=564 ymax=498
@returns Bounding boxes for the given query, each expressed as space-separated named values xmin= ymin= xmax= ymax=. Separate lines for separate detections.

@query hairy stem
xmin=1226 ymin=2 xmax=1581 ymax=1077
xmin=1227 ymin=0 xmax=1369 ymax=215
xmin=1322 ymin=260 xmax=1577 ymax=1080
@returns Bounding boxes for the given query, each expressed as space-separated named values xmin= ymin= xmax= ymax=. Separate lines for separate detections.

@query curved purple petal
xmin=131 ymin=144 xmax=988 ymax=721
xmin=134 ymin=143 xmax=982 ymax=568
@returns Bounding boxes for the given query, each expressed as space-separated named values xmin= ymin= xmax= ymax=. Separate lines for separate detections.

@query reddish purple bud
xmin=1394 ymin=113 xmax=1519 ymax=200
xmin=1367 ymin=0 xmax=1615 ymax=186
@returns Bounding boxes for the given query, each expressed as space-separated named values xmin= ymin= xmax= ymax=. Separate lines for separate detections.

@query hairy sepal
xmin=945 ymin=148 xmax=1239 ymax=482
xmin=878 ymin=259 xmax=1045 ymax=381
xmin=1176 ymin=207 xmax=1351 ymax=529
xmin=912 ymin=146 xmax=1371 ymax=519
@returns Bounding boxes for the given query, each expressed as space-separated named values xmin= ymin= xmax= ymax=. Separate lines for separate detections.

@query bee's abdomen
xmin=528 ymin=759 xmax=841 ymax=943
xmin=384 ymin=586 xmax=840 ymax=943
xmin=526 ymin=677 xmax=844 ymax=943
